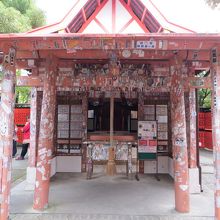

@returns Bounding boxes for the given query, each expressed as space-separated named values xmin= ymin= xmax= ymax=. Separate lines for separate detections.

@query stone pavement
xmin=200 ymin=149 xmax=214 ymax=193
xmin=10 ymin=214 xmax=214 ymax=220
xmin=11 ymin=155 xmax=27 ymax=188
xmin=10 ymin=149 xmax=215 ymax=220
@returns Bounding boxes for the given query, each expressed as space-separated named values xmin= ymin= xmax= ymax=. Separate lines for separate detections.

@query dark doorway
xmin=88 ymin=97 xmax=138 ymax=133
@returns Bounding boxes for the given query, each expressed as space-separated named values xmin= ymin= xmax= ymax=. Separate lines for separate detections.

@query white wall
xmin=144 ymin=156 xmax=169 ymax=174
xmin=56 ymin=156 xmax=81 ymax=172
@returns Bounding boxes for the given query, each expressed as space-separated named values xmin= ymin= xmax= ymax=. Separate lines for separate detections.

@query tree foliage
xmin=0 ymin=0 xmax=46 ymax=33
xmin=196 ymin=70 xmax=211 ymax=109
xmin=0 ymin=1 xmax=30 ymax=33
xmin=26 ymin=5 xmax=45 ymax=29
xmin=1 ymin=0 xmax=31 ymax=14
xmin=198 ymin=89 xmax=211 ymax=108
xmin=0 ymin=0 xmax=45 ymax=103
xmin=15 ymin=86 xmax=31 ymax=104
xmin=15 ymin=70 xmax=31 ymax=104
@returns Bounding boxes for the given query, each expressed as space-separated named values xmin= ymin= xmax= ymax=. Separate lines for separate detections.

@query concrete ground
xmin=200 ymin=148 xmax=214 ymax=193
xmin=9 ymin=149 xmax=215 ymax=220
xmin=11 ymin=147 xmax=28 ymax=188
xmin=11 ymin=160 xmax=27 ymax=188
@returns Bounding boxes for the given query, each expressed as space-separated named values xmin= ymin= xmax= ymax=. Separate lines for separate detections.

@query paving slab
xmin=10 ymin=173 xmax=214 ymax=219
xmin=9 ymin=148 xmax=215 ymax=220
xmin=10 ymin=213 xmax=214 ymax=220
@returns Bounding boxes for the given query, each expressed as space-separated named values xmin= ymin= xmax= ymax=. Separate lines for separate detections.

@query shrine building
xmin=0 ymin=0 xmax=219 ymax=219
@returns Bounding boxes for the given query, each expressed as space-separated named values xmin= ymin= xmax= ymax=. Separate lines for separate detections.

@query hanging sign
xmin=138 ymin=121 xmax=157 ymax=139
xmin=136 ymin=40 xmax=156 ymax=49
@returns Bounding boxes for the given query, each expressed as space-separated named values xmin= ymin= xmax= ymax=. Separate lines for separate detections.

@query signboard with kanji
xmin=138 ymin=121 xmax=157 ymax=159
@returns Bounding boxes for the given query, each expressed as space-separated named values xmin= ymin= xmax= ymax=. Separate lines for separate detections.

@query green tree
xmin=15 ymin=86 xmax=31 ymax=104
xmin=0 ymin=0 xmax=46 ymax=103
xmin=0 ymin=0 xmax=46 ymax=33
xmin=1 ymin=0 xmax=31 ymax=14
xmin=26 ymin=5 xmax=45 ymax=29
xmin=15 ymin=70 xmax=31 ymax=104
xmin=198 ymin=89 xmax=211 ymax=108
xmin=196 ymin=70 xmax=211 ymax=109
xmin=0 ymin=1 xmax=30 ymax=33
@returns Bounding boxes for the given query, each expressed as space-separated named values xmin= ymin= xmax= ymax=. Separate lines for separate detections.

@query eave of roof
xmin=26 ymin=0 xmax=194 ymax=35
xmin=1 ymin=33 xmax=220 ymax=41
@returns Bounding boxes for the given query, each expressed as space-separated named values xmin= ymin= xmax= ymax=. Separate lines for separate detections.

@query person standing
xmin=16 ymin=116 xmax=30 ymax=160
xmin=12 ymin=125 xmax=18 ymax=158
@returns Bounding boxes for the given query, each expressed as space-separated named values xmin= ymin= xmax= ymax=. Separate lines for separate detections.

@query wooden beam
xmin=0 ymin=34 xmax=219 ymax=52
xmin=16 ymin=76 xmax=43 ymax=87
xmin=0 ymin=65 xmax=16 ymax=220
xmin=15 ymin=74 xmax=211 ymax=90
xmin=141 ymin=8 xmax=147 ymax=23
xmin=14 ymin=49 xmax=211 ymax=64
xmin=15 ymin=59 xmax=210 ymax=72
xmin=184 ymin=76 xmax=211 ymax=89
xmin=41 ymin=50 xmax=211 ymax=62
xmin=170 ymin=64 xmax=190 ymax=213
xmin=119 ymin=0 xmax=150 ymax=33
xmin=33 ymin=57 xmax=57 ymax=210
xmin=118 ymin=18 xmax=134 ymax=33
xmin=112 ymin=0 xmax=116 ymax=33
xmin=106 ymin=95 xmax=116 ymax=176
xmin=94 ymin=18 xmax=110 ymax=33
xmin=81 ymin=8 xmax=87 ymax=22
xmin=78 ymin=0 xmax=109 ymax=33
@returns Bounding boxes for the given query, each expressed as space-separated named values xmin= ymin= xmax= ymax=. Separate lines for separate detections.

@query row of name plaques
xmin=56 ymin=104 xmax=169 ymax=155
xmin=57 ymin=143 xmax=81 ymax=154
xmin=57 ymin=104 xmax=84 ymax=155
xmin=143 ymin=104 xmax=168 ymax=153
xmin=89 ymin=143 xmax=137 ymax=161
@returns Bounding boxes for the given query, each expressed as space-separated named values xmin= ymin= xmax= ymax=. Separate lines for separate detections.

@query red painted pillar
xmin=29 ymin=87 xmax=38 ymax=167
xmin=81 ymin=95 xmax=88 ymax=172
xmin=170 ymin=60 xmax=190 ymax=213
xmin=189 ymin=89 xmax=197 ymax=168
xmin=211 ymin=60 xmax=220 ymax=219
xmin=184 ymin=92 xmax=191 ymax=164
xmin=0 ymin=64 xmax=16 ymax=220
xmin=33 ymin=59 xmax=57 ymax=210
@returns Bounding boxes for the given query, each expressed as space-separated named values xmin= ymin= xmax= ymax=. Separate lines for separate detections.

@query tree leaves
xmin=0 ymin=0 xmax=46 ymax=33
xmin=15 ymin=86 xmax=31 ymax=104
xmin=1 ymin=0 xmax=31 ymax=14
xmin=0 ymin=1 xmax=45 ymax=103
xmin=0 ymin=1 xmax=31 ymax=33
xmin=198 ymin=88 xmax=211 ymax=108
xmin=26 ymin=5 xmax=46 ymax=29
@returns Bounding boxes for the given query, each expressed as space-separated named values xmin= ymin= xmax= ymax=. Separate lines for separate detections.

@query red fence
xmin=198 ymin=111 xmax=212 ymax=150
xmin=198 ymin=131 xmax=205 ymax=148
xmin=204 ymin=112 xmax=212 ymax=130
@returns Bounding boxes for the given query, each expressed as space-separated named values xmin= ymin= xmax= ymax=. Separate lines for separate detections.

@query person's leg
xmin=20 ymin=143 xmax=29 ymax=159
xmin=12 ymin=140 xmax=17 ymax=157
